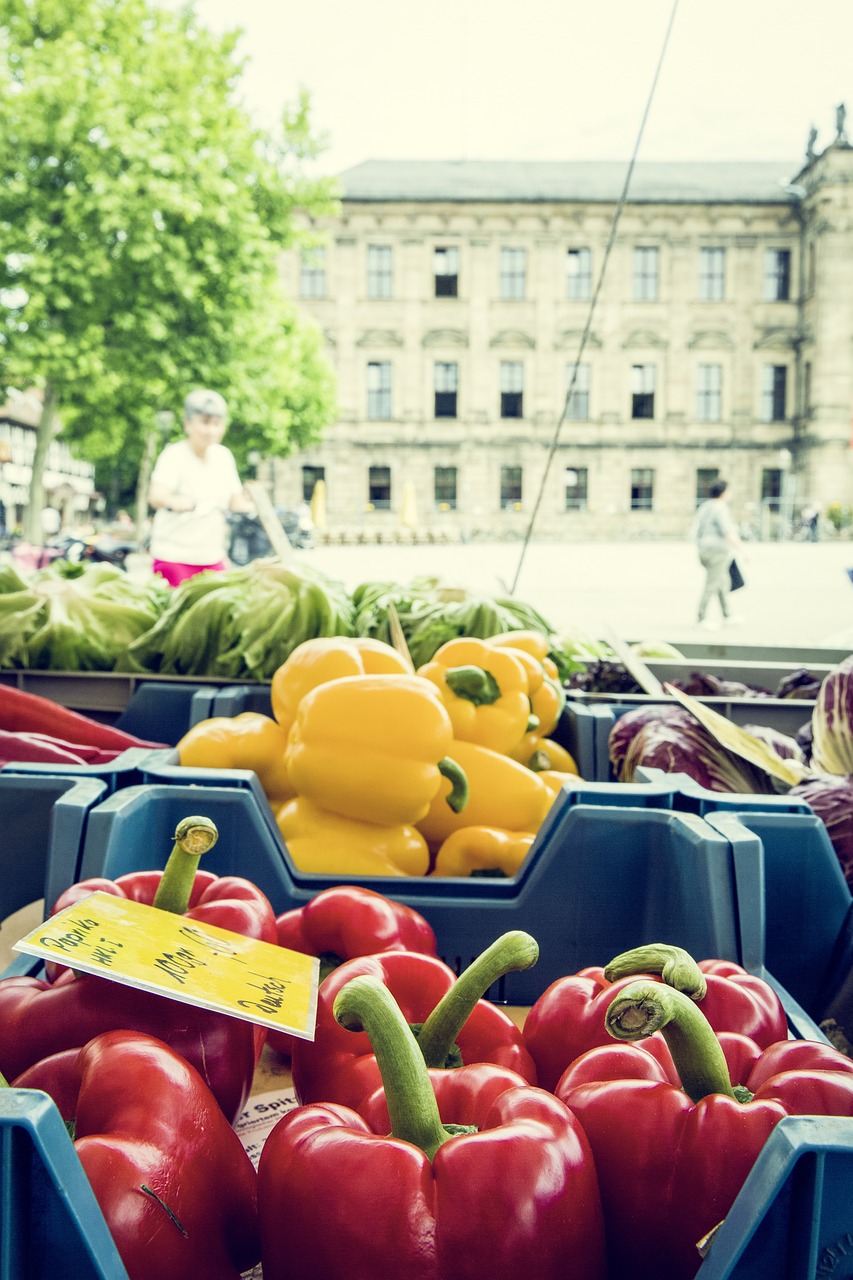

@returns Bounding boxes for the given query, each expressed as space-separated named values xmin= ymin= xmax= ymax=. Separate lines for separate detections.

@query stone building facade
xmin=271 ymin=129 xmax=853 ymax=541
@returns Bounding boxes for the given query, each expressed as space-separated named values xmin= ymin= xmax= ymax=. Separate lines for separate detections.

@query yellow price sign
xmin=14 ymin=891 xmax=319 ymax=1039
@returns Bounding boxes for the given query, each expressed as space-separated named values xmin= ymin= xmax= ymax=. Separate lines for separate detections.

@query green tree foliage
xmin=0 ymin=0 xmax=339 ymax=536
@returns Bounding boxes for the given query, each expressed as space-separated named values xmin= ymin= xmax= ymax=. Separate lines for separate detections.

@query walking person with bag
xmin=695 ymin=479 xmax=743 ymax=629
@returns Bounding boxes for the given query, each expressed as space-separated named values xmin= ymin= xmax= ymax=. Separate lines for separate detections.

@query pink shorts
xmin=152 ymin=559 xmax=227 ymax=587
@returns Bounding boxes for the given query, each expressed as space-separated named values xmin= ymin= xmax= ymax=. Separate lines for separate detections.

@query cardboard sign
xmin=663 ymin=684 xmax=812 ymax=788
xmin=603 ymin=628 xmax=665 ymax=697
xmin=14 ymin=891 xmax=319 ymax=1039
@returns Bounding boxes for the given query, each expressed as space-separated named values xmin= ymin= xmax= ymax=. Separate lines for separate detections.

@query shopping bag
xmin=729 ymin=558 xmax=745 ymax=591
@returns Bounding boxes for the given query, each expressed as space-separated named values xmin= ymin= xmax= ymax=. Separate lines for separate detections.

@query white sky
xmin=179 ymin=0 xmax=848 ymax=176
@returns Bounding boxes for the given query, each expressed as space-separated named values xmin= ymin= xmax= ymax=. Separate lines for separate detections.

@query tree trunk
xmin=23 ymin=381 xmax=61 ymax=544
xmin=135 ymin=410 xmax=174 ymax=543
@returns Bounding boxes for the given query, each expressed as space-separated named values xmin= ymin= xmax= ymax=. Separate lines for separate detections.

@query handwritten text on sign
xmin=14 ymin=891 xmax=319 ymax=1039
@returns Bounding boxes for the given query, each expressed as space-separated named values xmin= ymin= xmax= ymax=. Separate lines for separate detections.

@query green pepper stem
xmin=0 ymin=1068 xmax=9 ymax=1089
xmin=438 ymin=757 xmax=469 ymax=813
xmin=151 ymin=816 xmax=219 ymax=914
xmin=334 ymin=975 xmax=459 ymax=1161
xmin=605 ymin=980 xmax=737 ymax=1104
xmin=445 ymin=665 xmax=501 ymax=707
xmin=603 ymin=944 xmax=707 ymax=1000
xmin=415 ymin=931 xmax=539 ymax=1068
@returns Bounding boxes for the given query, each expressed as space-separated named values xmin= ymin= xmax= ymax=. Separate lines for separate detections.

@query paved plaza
xmin=303 ymin=536 xmax=853 ymax=654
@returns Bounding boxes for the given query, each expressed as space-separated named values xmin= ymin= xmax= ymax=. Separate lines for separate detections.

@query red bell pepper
xmin=268 ymin=884 xmax=438 ymax=1057
xmin=0 ymin=816 xmax=275 ymax=1122
xmin=523 ymin=942 xmax=789 ymax=1091
xmin=290 ymin=932 xmax=539 ymax=1110
xmin=0 ymin=728 xmax=126 ymax=766
xmin=11 ymin=1030 xmax=260 ymax=1280
xmin=258 ymin=974 xmax=607 ymax=1280
xmin=0 ymin=682 xmax=165 ymax=749
xmin=555 ymin=978 xmax=853 ymax=1280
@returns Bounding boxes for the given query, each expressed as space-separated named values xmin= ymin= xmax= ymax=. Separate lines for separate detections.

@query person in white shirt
xmin=148 ymin=389 xmax=254 ymax=587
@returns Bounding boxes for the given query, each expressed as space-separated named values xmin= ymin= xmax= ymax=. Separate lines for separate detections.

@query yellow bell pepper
xmin=529 ymin=674 xmax=565 ymax=738
xmin=176 ymin=712 xmax=295 ymax=805
xmin=416 ymin=637 xmax=533 ymax=754
xmin=509 ymin=732 xmax=580 ymax=776
xmin=275 ymin=796 xmax=430 ymax=876
xmin=270 ymin=636 xmax=412 ymax=735
xmin=487 ymin=631 xmax=565 ymax=736
xmin=416 ymin=738 xmax=553 ymax=848
xmin=285 ymin=673 xmax=468 ymax=826
xmin=432 ymin=826 xmax=536 ymax=878
xmin=488 ymin=629 xmax=551 ymax=662
xmin=536 ymin=769 xmax=582 ymax=800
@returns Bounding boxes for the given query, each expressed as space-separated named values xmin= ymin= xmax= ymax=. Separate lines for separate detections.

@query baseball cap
xmin=184 ymin=388 xmax=228 ymax=420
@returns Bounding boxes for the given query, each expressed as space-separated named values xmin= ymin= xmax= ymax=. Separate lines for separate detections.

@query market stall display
xmin=2 ymin=573 xmax=853 ymax=1277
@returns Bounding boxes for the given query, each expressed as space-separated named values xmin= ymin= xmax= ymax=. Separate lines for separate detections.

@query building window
xmin=764 ymin=249 xmax=791 ymax=301
xmin=299 ymin=247 xmax=326 ymax=299
xmin=761 ymin=467 xmax=783 ymax=512
xmin=564 ymin=467 xmax=588 ymax=511
xmin=367 ymin=361 xmax=392 ymax=419
xmin=565 ymin=363 xmax=590 ymax=420
xmin=761 ymin=365 xmax=787 ymax=422
xmin=367 ymin=245 xmax=393 ymax=299
xmin=699 ymin=247 xmax=725 ymax=301
xmin=633 ymin=246 xmax=659 ymax=301
xmin=434 ymin=246 xmax=458 ymax=297
xmin=631 ymin=364 xmax=656 ymax=419
xmin=434 ymin=362 xmax=458 ymax=418
xmin=696 ymin=364 xmax=722 ymax=422
xmin=631 ymin=468 xmax=654 ymax=511
xmin=500 ymin=248 xmax=526 ymax=300
xmin=301 ymin=465 xmax=325 ymax=504
xmin=500 ymin=465 xmax=523 ymax=508
xmin=434 ymin=466 xmax=458 ymax=509
xmin=500 ymin=361 xmax=524 ymax=418
xmin=696 ymin=468 xmax=720 ymax=506
xmin=566 ymin=248 xmax=592 ymax=300
xmin=368 ymin=465 xmax=392 ymax=510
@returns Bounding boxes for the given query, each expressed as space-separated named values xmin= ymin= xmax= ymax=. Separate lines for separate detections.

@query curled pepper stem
xmin=445 ymin=665 xmax=501 ymax=707
xmin=438 ymin=757 xmax=469 ymax=813
xmin=603 ymin=944 xmax=707 ymax=1000
xmin=151 ymin=816 xmax=219 ymax=914
xmin=334 ymin=975 xmax=462 ymax=1161
xmin=606 ymin=980 xmax=737 ymax=1104
xmin=415 ymin=931 xmax=539 ymax=1068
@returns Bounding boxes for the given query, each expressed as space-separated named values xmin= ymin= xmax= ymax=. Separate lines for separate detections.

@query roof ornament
xmin=806 ymin=125 xmax=818 ymax=162
xmin=835 ymin=102 xmax=848 ymax=145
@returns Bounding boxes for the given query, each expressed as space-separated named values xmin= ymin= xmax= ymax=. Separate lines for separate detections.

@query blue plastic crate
xmin=110 ymin=682 xmax=219 ymax=746
xmin=0 ymin=774 xmax=107 ymax=927
xmin=208 ymin=682 xmax=272 ymax=720
xmin=0 ymin=1089 xmax=128 ymax=1279
xmin=73 ymin=782 xmax=743 ymax=1006
xmin=703 ymin=808 xmax=853 ymax=1027
xmin=532 ymin=778 xmax=824 ymax=1039
xmin=633 ymin=766 xmax=814 ymax=818
xmin=1 ymin=746 xmax=154 ymax=795
xmin=695 ymin=1115 xmax=853 ymax=1279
